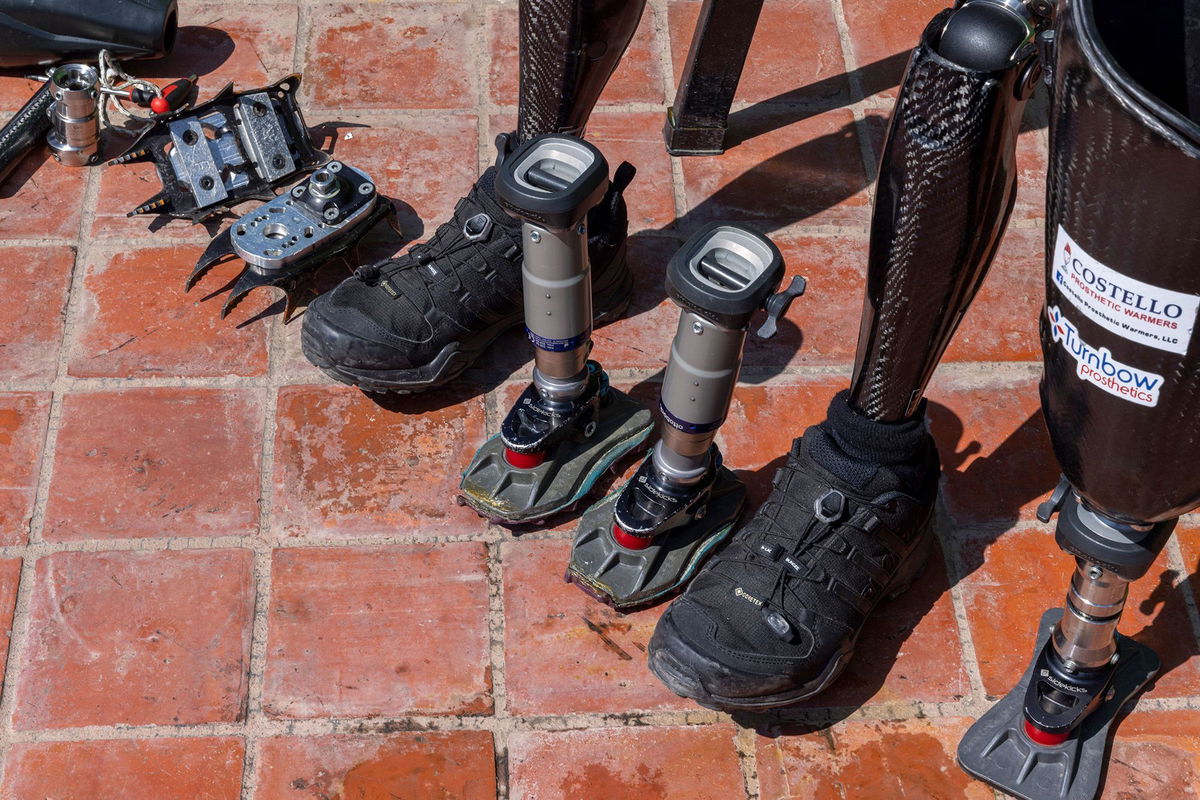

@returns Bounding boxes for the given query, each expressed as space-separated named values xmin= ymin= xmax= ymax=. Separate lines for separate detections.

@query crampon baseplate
xmin=110 ymin=74 xmax=328 ymax=221
xmin=187 ymin=161 xmax=393 ymax=321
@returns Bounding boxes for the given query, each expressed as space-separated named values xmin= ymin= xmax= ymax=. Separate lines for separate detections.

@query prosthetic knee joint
xmin=568 ymin=225 xmax=804 ymax=608
xmin=459 ymin=135 xmax=653 ymax=524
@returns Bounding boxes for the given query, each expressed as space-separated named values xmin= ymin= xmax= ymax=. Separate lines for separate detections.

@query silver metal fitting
xmin=46 ymin=63 xmax=101 ymax=167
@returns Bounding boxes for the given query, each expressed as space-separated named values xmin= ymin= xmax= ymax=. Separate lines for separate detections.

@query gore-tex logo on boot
xmin=1048 ymin=306 xmax=1163 ymax=407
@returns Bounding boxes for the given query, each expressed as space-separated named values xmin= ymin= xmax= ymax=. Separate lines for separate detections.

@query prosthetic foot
xmin=958 ymin=488 xmax=1169 ymax=799
xmin=568 ymin=224 xmax=803 ymax=609
xmin=459 ymin=135 xmax=653 ymax=524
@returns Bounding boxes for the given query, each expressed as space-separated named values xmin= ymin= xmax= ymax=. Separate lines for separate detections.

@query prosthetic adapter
xmin=109 ymin=74 xmax=328 ymax=221
xmin=188 ymin=161 xmax=394 ymax=321
xmin=458 ymin=135 xmax=653 ymax=525
xmin=568 ymin=224 xmax=804 ymax=609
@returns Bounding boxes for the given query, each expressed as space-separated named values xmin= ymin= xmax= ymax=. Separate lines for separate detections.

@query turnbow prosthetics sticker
xmin=1053 ymin=226 xmax=1199 ymax=355
xmin=1048 ymin=305 xmax=1162 ymax=407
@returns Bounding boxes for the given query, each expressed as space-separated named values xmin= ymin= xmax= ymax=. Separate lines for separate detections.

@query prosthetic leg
xmin=458 ymin=135 xmax=653 ymax=524
xmin=568 ymin=225 xmax=803 ymax=609
xmin=850 ymin=0 xmax=1045 ymax=421
xmin=958 ymin=1 xmax=1200 ymax=797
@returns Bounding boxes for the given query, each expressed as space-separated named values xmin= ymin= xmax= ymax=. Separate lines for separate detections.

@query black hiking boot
xmin=648 ymin=397 xmax=940 ymax=710
xmin=301 ymin=138 xmax=634 ymax=394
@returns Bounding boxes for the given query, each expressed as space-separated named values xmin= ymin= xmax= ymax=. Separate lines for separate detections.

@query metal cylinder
xmin=46 ymin=63 xmax=100 ymax=167
xmin=654 ymin=311 xmax=748 ymax=481
xmin=522 ymin=221 xmax=592 ymax=388
xmin=1051 ymin=559 xmax=1129 ymax=669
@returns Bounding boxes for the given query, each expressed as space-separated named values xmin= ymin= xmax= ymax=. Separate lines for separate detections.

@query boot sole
xmin=648 ymin=522 xmax=935 ymax=711
xmin=303 ymin=241 xmax=632 ymax=394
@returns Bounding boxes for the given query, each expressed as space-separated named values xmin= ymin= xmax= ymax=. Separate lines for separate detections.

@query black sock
xmin=806 ymin=390 xmax=936 ymax=490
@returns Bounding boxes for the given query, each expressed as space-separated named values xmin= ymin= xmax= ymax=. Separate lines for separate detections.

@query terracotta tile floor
xmin=1 ymin=0 xmax=1197 ymax=797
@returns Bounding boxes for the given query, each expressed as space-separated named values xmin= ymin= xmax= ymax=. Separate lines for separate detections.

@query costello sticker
xmin=1053 ymin=226 xmax=1199 ymax=355
xmin=1048 ymin=306 xmax=1162 ymax=407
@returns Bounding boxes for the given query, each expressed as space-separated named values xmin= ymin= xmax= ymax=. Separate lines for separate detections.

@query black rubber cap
xmin=936 ymin=2 xmax=1030 ymax=72
xmin=495 ymin=134 xmax=609 ymax=230
xmin=666 ymin=223 xmax=784 ymax=330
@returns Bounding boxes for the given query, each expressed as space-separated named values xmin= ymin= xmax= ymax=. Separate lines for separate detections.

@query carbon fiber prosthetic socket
xmin=848 ymin=9 xmax=1031 ymax=422
xmin=1040 ymin=0 xmax=1200 ymax=524
xmin=517 ymin=0 xmax=646 ymax=141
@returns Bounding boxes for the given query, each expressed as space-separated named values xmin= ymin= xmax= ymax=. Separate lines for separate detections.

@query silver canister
xmin=46 ymin=64 xmax=101 ymax=166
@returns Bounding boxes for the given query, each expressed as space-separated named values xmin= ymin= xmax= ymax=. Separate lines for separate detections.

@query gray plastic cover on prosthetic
xmin=459 ymin=389 xmax=652 ymax=524
xmin=957 ymin=609 xmax=1159 ymax=800
xmin=568 ymin=466 xmax=745 ymax=608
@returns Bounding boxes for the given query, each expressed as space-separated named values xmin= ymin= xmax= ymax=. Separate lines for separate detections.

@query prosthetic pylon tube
xmin=458 ymin=135 xmax=653 ymax=524
xmin=567 ymin=224 xmax=804 ymax=609
xmin=959 ymin=0 xmax=1200 ymax=797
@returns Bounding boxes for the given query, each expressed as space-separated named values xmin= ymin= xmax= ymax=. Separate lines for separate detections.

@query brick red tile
xmin=69 ymin=246 xmax=270 ymax=378
xmin=0 ymin=76 xmax=46 ymax=114
xmin=263 ymin=543 xmax=492 ymax=718
xmin=742 ymin=233 xmax=867 ymax=369
xmin=588 ymin=235 xmax=679 ymax=371
xmin=716 ymin=377 xmax=845 ymax=507
xmin=0 ymin=392 xmax=50 ymax=547
xmin=926 ymin=371 xmax=1058 ymax=524
xmin=272 ymin=385 xmax=486 ymax=536
xmin=1100 ymin=710 xmax=1200 ymax=797
xmin=14 ymin=548 xmax=254 ymax=729
xmin=799 ymin=536 xmax=967 ymax=707
xmin=0 ymin=147 xmax=86 ymax=239
xmin=126 ymin=4 xmax=299 ymax=96
xmin=841 ymin=0 xmax=953 ymax=99
xmin=1014 ymin=127 xmax=1050 ymax=222
xmin=944 ymin=225 xmax=1044 ymax=363
xmin=89 ymin=160 xmax=221 ymax=242
xmin=1174 ymin=520 xmax=1200 ymax=611
xmin=255 ymin=731 xmax=496 ymax=799
xmin=587 ymin=112 xmax=679 ymax=233
xmin=756 ymin=717 xmax=993 ymax=799
xmin=680 ymin=108 xmax=871 ymax=230
xmin=502 ymin=539 xmax=690 ymax=715
xmin=489 ymin=4 xmax=663 ymax=107
xmin=44 ymin=388 xmax=262 ymax=541
xmin=668 ymin=0 xmax=846 ymax=105
xmin=3 ymin=738 xmax=245 ymax=800
xmin=313 ymin=114 xmax=480 ymax=240
xmin=0 ymin=558 xmax=22 ymax=681
xmin=507 ymin=726 xmax=744 ymax=800
xmin=304 ymin=4 xmax=478 ymax=110
xmin=959 ymin=527 xmax=1200 ymax=699
xmin=0 ymin=246 xmax=73 ymax=382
